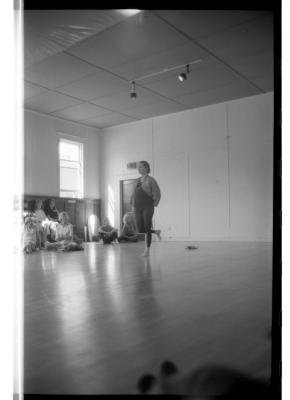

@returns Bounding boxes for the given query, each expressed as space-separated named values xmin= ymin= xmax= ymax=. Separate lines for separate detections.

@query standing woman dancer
xmin=131 ymin=161 xmax=161 ymax=257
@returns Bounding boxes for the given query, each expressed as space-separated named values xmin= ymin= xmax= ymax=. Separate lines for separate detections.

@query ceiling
xmin=24 ymin=9 xmax=274 ymax=129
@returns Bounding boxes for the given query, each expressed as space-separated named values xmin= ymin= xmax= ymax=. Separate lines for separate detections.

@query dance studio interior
xmin=19 ymin=7 xmax=279 ymax=397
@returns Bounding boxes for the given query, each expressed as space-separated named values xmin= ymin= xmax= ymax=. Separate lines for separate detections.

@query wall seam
xmin=151 ymin=118 xmax=155 ymax=173
xmin=226 ymin=104 xmax=231 ymax=231
xmin=187 ymin=152 xmax=191 ymax=238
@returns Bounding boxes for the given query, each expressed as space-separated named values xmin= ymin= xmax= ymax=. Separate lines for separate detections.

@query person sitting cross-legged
xmin=23 ymin=213 xmax=40 ymax=253
xmin=46 ymin=211 xmax=83 ymax=251
xmin=33 ymin=199 xmax=47 ymax=248
xmin=98 ymin=217 xmax=118 ymax=244
xmin=118 ymin=212 xmax=139 ymax=243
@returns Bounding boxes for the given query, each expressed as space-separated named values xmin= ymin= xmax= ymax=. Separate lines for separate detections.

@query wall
xmin=24 ymin=110 xmax=101 ymax=199
xmin=100 ymin=92 xmax=273 ymax=242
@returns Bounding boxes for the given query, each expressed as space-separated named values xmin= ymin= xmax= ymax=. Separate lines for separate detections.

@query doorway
xmin=120 ymin=179 xmax=136 ymax=227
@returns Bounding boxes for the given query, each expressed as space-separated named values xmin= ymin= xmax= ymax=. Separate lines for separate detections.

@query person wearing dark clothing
xmin=130 ymin=161 xmax=161 ymax=256
xmin=43 ymin=198 xmax=59 ymax=221
xmin=43 ymin=198 xmax=59 ymax=241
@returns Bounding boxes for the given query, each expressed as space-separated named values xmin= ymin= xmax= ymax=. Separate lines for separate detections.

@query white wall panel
xmin=189 ymin=145 xmax=229 ymax=240
xmin=227 ymin=93 xmax=273 ymax=241
xmin=153 ymin=103 xmax=227 ymax=154
xmin=154 ymin=153 xmax=190 ymax=239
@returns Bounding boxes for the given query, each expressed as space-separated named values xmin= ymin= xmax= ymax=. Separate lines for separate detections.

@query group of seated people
xmin=23 ymin=198 xmax=153 ymax=252
xmin=23 ymin=198 xmax=83 ymax=253
xmin=98 ymin=212 xmax=142 ymax=244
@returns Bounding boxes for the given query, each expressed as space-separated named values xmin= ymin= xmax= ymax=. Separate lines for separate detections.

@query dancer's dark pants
xmin=134 ymin=182 xmax=155 ymax=248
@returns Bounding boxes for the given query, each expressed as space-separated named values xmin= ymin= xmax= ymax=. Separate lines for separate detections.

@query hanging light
xmin=130 ymin=80 xmax=137 ymax=99
xmin=178 ymin=64 xmax=191 ymax=82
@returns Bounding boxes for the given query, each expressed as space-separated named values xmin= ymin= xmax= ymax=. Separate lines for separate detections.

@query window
xmin=59 ymin=139 xmax=83 ymax=198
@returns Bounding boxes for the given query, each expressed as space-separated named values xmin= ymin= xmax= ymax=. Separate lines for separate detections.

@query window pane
xmin=59 ymin=138 xmax=83 ymax=199
xmin=59 ymin=141 xmax=80 ymax=161
xmin=60 ymin=167 xmax=80 ymax=190
xmin=60 ymin=159 xmax=79 ymax=169
xmin=60 ymin=191 xmax=78 ymax=198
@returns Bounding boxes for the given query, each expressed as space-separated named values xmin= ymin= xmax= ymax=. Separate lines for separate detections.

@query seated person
xmin=46 ymin=211 xmax=83 ymax=251
xmin=23 ymin=213 xmax=40 ymax=253
xmin=43 ymin=198 xmax=59 ymax=221
xmin=118 ymin=212 xmax=139 ymax=243
xmin=98 ymin=217 xmax=118 ymax=244
xmin=23 ymin=199 xmax=35 ymax=218
xmin=33 ymin=199 xmax=47 ymax=247
xmin=43 ymin=198 xmax=60 ymax=241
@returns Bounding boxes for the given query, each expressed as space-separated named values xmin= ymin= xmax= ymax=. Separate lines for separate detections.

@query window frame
xmin=58 ymin=138 xmax=84 ymax=199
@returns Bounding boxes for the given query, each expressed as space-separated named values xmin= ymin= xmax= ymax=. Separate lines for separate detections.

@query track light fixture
xmin=178 ymin=64 xmax=191 ymax=82
xmin=128 ymin=59 xmax=201 ymax=99
xmin=130 ymin=80 xmax=137 ymax=99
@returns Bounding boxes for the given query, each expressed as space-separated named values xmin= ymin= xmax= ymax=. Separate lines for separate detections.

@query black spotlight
xmin=130 ymin=80 xmax=137 ymax=99
xmin=178 ymin=72 xmax=187 ymax=82
xmin=178 ymin=64 xmax=191 ymax=83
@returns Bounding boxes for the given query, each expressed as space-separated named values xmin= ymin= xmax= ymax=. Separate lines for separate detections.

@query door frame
xmin=117 ymin=172 xmax=139 ymax=229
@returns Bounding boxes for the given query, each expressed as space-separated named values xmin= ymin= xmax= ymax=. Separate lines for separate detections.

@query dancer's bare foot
xmin=142 ymin=248 xmax=150 ymax=257
xmin=155 ymin=229 xmax=162 ymax=240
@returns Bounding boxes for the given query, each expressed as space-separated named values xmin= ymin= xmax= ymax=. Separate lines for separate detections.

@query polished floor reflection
xmin=24 ymin=241 xmax=272 ymax=394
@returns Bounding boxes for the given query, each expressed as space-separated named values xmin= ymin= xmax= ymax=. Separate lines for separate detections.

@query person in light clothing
xmin=55 ymin=212 xmax=74 ymax=241
xmin=23 ymin=213 xmax=39 ymax=253
xmin=46 ymin=211 xmax=83 ymax=251
xmin=118 ymin=212 xmax=139 ymax=243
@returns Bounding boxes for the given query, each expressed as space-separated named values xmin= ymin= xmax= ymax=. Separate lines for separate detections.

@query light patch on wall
xmin=88 ymin=214 xmax=99 ymax=241
xmin=116 ymin=9 xmax=142 ymax=17
xmin=108 ymin=185 xmax=115 ymax=226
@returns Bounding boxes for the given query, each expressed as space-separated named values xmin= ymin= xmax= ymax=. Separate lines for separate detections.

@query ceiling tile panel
xmin=91 ymin=86 xmax=171 ymax=111
xmin=141 ymin=62 xmax=253 ymax=99
xmin=197 ymin=14 xmax=273 ymax=62
xmin=247 ymin=75 xmax=274 ymax=92
xmin=57 ymin=71 xmax=128 ymax=101
xmin=228 ymin=51 xmax=273 ymax=79
xmin=66 ymin=11 xmax=190 ymax=69
xmin=120 ymin=100 xmax=188 ymax=119
xmin=82 ymin=112 xmax=137 ymax=128
xmin=175 ymin=82 xmax=260 ymax=109
xmin=110 ymin=42 xmax=206 ymax=81
xmin=24 ymin=10 xmax=131 ymax=67
xmin=25 ymin=91 xmax=82 ymax=114
xmin=154 ymin=10 xmax=268 ymax=39
xmin=50 ymin=103 xmax=111 ymax=121
xmin=24 ymin=81 xmax=48 ymax=99
xmin=24 ymin=52 xmax=97 ymax=89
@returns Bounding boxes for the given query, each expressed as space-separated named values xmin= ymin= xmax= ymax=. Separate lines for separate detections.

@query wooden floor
xmin=23 ymin=241 xmax=272 ymax=394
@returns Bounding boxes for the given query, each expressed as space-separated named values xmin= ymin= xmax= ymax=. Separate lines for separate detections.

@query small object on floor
xmin=185 ymin=245 xmax=198 ymax=250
